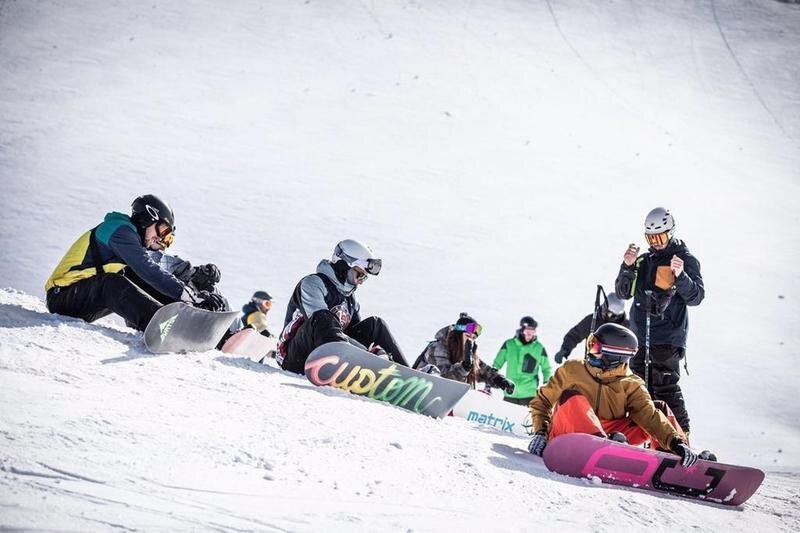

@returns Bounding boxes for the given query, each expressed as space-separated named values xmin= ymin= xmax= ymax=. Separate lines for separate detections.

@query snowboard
xmin=143 ymin=302 xmax=238 ymax=354
xmin=305 ymin=342 xmax=470 ymax=418
xmin=220 ymin=328 xmax=277 ymax=360
xmin=451 ymin=389 xmax=532 ymax=438
xmin=543 ymin=433 xmax=764 ymax=506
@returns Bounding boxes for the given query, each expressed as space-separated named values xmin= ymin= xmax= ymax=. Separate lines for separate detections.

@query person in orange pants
xmin=527 ymin=323 xmax=714 ymax=466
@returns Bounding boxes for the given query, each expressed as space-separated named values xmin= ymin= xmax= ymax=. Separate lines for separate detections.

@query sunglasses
xmin=156 ymin=221 xmax=175 ymax=248
xmin=454 ymin=322 xmax=482 ymax=337
xmin=645 ymin=231 xmax=670 ymax=247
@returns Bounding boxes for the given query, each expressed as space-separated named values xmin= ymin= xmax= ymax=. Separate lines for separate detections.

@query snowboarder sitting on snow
xmin=492 ymin=316 xmax=552 ymax=405
xmin=527 ymin=323 xmax=715 ymax=466
xmin=277 ymin=239 xmax=408 ymax=374
xmin=553 ymin=292 xmax=629 ymax=364
xmin=45 ymin=194 xmax=227 ymax=331
xmin=240 ymin=290 xmax=275 ymax=337
xmin=414 ymin=313 xmax=516 ymax=393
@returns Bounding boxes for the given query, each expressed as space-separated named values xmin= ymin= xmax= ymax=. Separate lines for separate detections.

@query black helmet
xmin=519 ymin=316 xmax=538 ymax=329
xmin=131 ymin=194 xmax=175 ymax=232
xmin=587 ymin=323 xmax=638 ymax=370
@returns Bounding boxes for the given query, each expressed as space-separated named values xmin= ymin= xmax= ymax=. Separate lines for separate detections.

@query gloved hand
xmin=491 ymin=374 xmax=515 ymax=395
xmin=191 ymin=263 xmax=221 ymax=291
xmin=554 ymin=348 xmax=569 ymax=364
xmin=462 ymin=339 xmax=474 ymax=370
xmin=369 ymin=343 xmax=390 ymax=360
xmin=195 ymin=291 xmax=227 ymax=312
xmin=528 ymin=431 xmax=548 ymax=456
xmin=670 ymin=439 xmax=699 ymax=467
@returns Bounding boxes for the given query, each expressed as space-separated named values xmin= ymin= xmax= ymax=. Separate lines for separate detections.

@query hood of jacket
xmin=316 ymin=259 xmax=357 ymax=297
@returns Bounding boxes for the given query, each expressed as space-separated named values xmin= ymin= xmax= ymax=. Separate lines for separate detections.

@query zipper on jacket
xmin=594 ymin=379 xmax=602 ymax=414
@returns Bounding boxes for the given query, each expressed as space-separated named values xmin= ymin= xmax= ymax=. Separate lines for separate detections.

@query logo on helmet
xmin=146 ymin=205 xmax=160 ymax=221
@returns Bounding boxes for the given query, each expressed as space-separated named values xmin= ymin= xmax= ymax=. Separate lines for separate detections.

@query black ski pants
xmin=281 ymin=310 xmax=408 ymax=375
xmin=630 ymin=344 xmax=690 ymax=432
xmin=46 ymin=273 xmax=162 ymax=331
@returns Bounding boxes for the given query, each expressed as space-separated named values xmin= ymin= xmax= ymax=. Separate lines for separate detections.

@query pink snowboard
xmin=220 ymin=328 xmax=277 ymax=360
xmin=543 ymin=433 xmax=764 ymax=506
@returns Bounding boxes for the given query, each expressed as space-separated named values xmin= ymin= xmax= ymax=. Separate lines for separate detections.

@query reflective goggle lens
xmin=454 ymin=322 xmax=482 ymax=337
xmin=645 ymin=232 xmax=670 ymax=247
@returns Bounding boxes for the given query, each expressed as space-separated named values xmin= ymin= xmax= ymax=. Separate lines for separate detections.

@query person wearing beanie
xmin=413 ymin=313 xmax=515 ymax=394
xmin=492 ymin=316 xmax=552 ymax=405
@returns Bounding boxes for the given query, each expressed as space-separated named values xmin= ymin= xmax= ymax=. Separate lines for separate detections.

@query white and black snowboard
xmin=143 ymin=302 xmax=237 ymax=354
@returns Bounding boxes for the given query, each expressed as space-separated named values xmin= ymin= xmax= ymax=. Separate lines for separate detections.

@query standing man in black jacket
xmin=615 ymin=207 xmax=704 ymax=434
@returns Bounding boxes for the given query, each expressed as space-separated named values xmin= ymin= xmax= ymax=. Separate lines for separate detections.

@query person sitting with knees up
xmin=527 ymin=323 xmax=715 ymax=466
xmin=414 ymin=313 xmax=515 ymax=393
xmin=240 ymin=290 xmax=275 ymax=337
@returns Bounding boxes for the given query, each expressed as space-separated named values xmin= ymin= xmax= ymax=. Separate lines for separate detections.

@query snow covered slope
xmin=1 ymin=0 xmax=799 ymax=530
xmin=1 ymin=289 xmax=798 ymax=531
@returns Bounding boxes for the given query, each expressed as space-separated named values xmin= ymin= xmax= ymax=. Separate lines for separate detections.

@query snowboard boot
xmin=607 ymin=432 xmax=628 ymax=444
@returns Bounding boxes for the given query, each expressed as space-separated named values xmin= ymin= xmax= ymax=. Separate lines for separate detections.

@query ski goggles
xmin=645 ymin=231 xmax=671 ymax=247
xmin=156 ymin=221 xmax=175 ymax=248
xmin=254 ymin=297 xmax=273 ymax=309
xmin=586 ymin=334 xmax=637 ymax=367
xmin=454 ymin=322 xmax=483 ymax=337
xmin=335 ymin=249 xmax=382 ymax=275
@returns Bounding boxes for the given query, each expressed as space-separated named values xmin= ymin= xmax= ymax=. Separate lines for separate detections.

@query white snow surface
xmin=1 ymin=0 xmax=799 ymax=530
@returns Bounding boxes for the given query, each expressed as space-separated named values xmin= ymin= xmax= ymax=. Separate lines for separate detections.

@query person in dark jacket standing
xmin=615 ymin=207 xmax=704 ymax=434
xmin=45 ymin=195 xmax=226 ymax=331
xmin=554 ymin=292 xmax=630 ymax=364
xmin=277 ymin=239 xmax=408 ymax=374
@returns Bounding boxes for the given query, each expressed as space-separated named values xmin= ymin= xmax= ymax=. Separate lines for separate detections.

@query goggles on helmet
xmin=338 ymin=253 xmax=381 ymax=275
xmin=586 ymin=333 xmax=637 ymax=369
xmin=645 ymin=231 xmax=671 ymax=247
xmin=454 ymin=322 xmax=482 ymax=337
xmin=156 ymin=221 xmax=175 ymax=248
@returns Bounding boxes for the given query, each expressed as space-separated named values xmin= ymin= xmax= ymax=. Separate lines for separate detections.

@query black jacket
xmin=615 ymin=239 xmax=704 ymax=347
xmin=283 ymin=260 xmax=361 ymax=329
xmin=558 ymin=312 xmax=630 ymax=355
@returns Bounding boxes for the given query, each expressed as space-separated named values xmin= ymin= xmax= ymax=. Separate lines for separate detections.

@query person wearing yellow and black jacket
xmin=527 ymin=323 xmax=716 ymax=466
xmin=615 ymin=207 xmax=704 ymax=434
xmin=45 ymin=194 xmax=226 ymax=331
xmin=240 ymin=291 xmax=275 ymax=337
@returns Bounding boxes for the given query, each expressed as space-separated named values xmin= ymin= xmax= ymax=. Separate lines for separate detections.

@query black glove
xmin=462 ymin=340 xmax=474 ymax=370
xmin=191 ymin=263 xmax=221 ymax=291
xmin=670 ymin=439 xmax=699 ymax=467
xmin=195 ymin=291 xmax=227 ymax=312
xmin=528 ymin=431 xmax=548 ymax=456
xmin=503 ymin=379 xmax=515 ymax=395
xmin=491 ymin=374 xmax=515 ymax=395
xmin=554 ymin=348 xmax=569 ymax=364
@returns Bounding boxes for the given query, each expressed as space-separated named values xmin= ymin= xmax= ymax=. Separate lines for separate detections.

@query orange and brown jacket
xmin=530 ymin=359 xmax=682 ymax=450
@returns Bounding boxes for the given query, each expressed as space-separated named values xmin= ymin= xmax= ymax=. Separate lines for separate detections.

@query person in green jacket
xmin=492 ymin=316 xmax=553 ymax=405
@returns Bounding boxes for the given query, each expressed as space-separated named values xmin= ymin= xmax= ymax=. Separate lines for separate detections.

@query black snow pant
xmin=630 ymin=344 xmax=690 ymax=432
xmin=46 ymin=273 xmax=162 ymax=332
xmin=281 ymin=310 xmax=408 ymax=375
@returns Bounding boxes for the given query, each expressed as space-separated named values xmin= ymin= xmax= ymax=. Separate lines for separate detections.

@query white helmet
xmin=644 ymin=207 xmax=675 ymax=234
xmin=643 ymin=207 xmax=675 ymax=246
xmin=606 ymin=293 xmax=625 ymax=316
xmin=332 ymin=239 xmax=382 ymax=275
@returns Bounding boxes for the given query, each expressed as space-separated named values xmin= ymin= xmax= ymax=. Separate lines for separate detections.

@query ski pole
xmin=644 ymin=289 xmax=653 ymax=395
